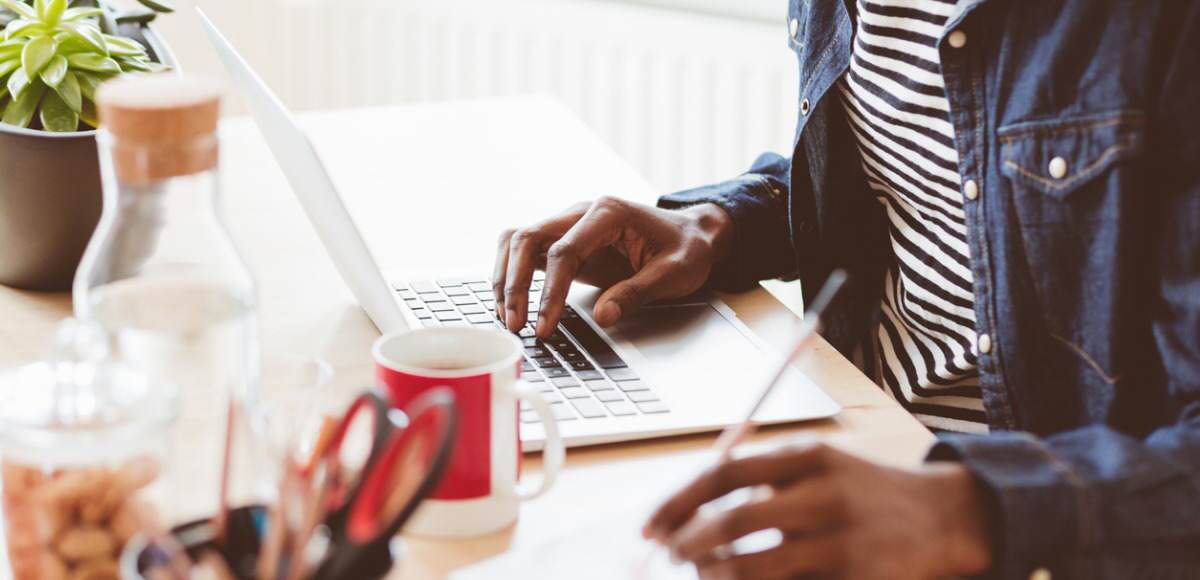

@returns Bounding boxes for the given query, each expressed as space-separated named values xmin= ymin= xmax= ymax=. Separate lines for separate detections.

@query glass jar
xmin=0 ymin=321 xmax=176 ymax=580
xmin=73 ymin=75 xmax=260 ymax=524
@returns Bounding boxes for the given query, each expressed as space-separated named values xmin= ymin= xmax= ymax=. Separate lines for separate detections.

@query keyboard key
xmin=539 ymin=383 xmax=555 ymax=393
xmin=467 ymin=282 xmax=492 ymax=292
xmin=549 ymin=403 xmax=576 ymax=421
xmin=428 ymin=302 xmax=455 ymax=312
xmin=460 ymin=304 xmax=485 ymax=315
xmin=595 ymin=390 xmax=625 ymax=403
xmin=525 ymin=346 xmax=551 ymax=358
xmin=576 ymin=370 xmax=605 ymax=381
xmin=521 ymin=337 xmax=540 ymax=347
xmin=571 ymin=398 xmax=607 ymax=419
xmin=420 ymin=319 xmax=439 ymax=327
xmin=435 ymin=311 xmax=462 ymax=322
xmin=518 ymin=327 xmax=537 ymax=338
xmin=520 ymin=410 xmax=541 ymax=423
xmin=636 ymin=401 xmax=669 ymax=414
xmin=411 ymin=281 xmax=440 ymax=294
xmin=410 ymin=307 xmax=431 ymax=318
xmin=561 ymin=317 xmax=628 ymax=369
xmin=543 ymin=368 xmax=571 ymax=379
xmin=534 ymin=357 xmax=562 ymax=369
xmin=436 ymin=278 xmax=467 ymax=287
xmin=522 ymin=360 xmax=534 ymax=372
xmin=527 ymin=312 xmax=539 ymax=322
xmin=617 ymin=380 xmax=650 ymax=392
xmin=521 ymin=371 xmax=545 ymax=382
xmin=483 ymin=300 xmax=496 ymax=311
xmin=583 ymin=380 xmax=614 ymax=392
xmin=443 ymin=286 xmax=470 ymax=296
xmin=605 ymin=401 xmax=637 ymax=416
xmin=551 ymin=378 xmax=579 ymax=388
xmin=567 ymin=360 xmax=594 ymax=371
xmin=606 ymin=368 xmax=639 ymax=382
xmin=541 ymin=392 xmax=564 ymax=404
xmin=533 ymin=271 xmax=546 ymax=281
xmin=395 ymin=288 xmax=416 ymax=299
xmin=451 ymin=295 xmax=477 ymax=306
xmin=475 ymin=290 xmax=496 ymax=301
xmin=627 ymin=391 xmax=659 ymax=403
xmin=557 ymin=350 xmax=584 ymax=361
xmin=559 ymin=387 xmax=590 ymax=399
xmin=466 ymin=313 xmax=494 ymax=324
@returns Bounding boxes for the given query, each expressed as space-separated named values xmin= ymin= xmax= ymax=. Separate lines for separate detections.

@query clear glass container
xmin=0 ymin=320 xmax=176 ymax=580
xmin=73 ymin=107 xmax=259 ymax=524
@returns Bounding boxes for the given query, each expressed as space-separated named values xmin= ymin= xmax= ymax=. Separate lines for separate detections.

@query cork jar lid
xmin=96 ymin=74 xmax=224 ymax=184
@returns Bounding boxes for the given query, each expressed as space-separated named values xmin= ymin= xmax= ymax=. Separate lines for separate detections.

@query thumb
xmin=593 ymin=264 xmax=674 ymax=326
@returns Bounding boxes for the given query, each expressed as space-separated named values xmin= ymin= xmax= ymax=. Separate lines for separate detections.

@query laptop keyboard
xmin=391 ymin=273 xmax=668 ymax=422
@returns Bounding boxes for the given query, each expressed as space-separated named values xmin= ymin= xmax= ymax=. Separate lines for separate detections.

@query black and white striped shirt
xmin=838 ymin=0 xmax=988 ymax=432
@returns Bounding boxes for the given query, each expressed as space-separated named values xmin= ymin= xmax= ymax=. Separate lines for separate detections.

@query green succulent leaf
xmin=54 ymin=66 xmax=79 ymax=111
xmin=0 ymin=39 xmax=22 ymax=59
xmin=79 ymin=97 xmax=96 ymax=128
xmin=39 ymin=84 xmax=75 ymax=131
xmin=115 ymin=55 xmax=151 ymax=72
xmin=2 ymin=77 xmax=45 ymax=127
xmin=136 ymin=0 xmax=174 ymax=14
xmin=39 ymin=52 xmax=63 ymax=85
xmin=103 ymin=33 xmax=145 ymax=57
xmin=5 ymin=19 xmax=44 ymax=39
xmin=34 ymin=0 xmax=45 ymax=19
xmin=60 ymin=20 xmax=105 ymax=54
xmin=6 ymin=64 xmax=27 ymax=99
xmin=20 ymin=34 xmax=53 ymax=76
xmin=66 ymin=51 xmax=119 ymax=73
xmin=62 ymin=7 xmax=103 ymax=22
xmin=0 ymin=0 xmax=36 ymax=20
xmin=43 ymin=0 xmax=66 ymax=26
xmin=0 ymin=57 xmax=17 ymax=78
xmin=74 ymin=68 xmax=105 ymax=100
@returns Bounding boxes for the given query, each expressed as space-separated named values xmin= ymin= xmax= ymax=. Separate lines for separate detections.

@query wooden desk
xmin=0 ymin=97 xmax=932 ymax=578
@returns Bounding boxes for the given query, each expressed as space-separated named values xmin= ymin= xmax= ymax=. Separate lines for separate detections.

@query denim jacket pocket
xmin=998 ymin=110 xmax=1145 ymax=205
xmin=997 ymin=111 xmax=1147 ymax=417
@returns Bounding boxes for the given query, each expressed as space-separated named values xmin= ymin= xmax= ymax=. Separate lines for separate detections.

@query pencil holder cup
xmin=120 ymin=505 xmax=274 ymax=580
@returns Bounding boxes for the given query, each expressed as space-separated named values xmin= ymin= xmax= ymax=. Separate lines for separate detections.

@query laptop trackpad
xmin=569 ymin=287 xmax=831 ymax=422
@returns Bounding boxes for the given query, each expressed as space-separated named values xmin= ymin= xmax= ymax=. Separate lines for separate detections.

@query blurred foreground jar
xmin=0 ymin=320 xmax=176 ymax=580
xmin=72 ymin=75 xmax=260 ymax=524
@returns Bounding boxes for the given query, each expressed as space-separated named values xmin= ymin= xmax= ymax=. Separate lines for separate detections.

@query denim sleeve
xmin=657 ymin=153 xmax=797 ymax=292
xmin=929 ymin=11 xmax=1200 ymax=577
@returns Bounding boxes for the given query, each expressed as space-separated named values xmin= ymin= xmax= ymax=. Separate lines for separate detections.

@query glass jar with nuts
xmin=0 ymin=320 xmax=177 ymax=580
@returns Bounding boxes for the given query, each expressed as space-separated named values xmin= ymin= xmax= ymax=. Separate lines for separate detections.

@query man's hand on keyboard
xmin=493 ymin=197 xmax=732 ymax=337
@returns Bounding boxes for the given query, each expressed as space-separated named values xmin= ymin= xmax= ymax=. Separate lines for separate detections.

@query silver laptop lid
xmin=198 ymin=8 xmax=407 ymax=333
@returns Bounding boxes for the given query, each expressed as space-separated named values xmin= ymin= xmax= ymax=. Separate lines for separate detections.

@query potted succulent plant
xmin=0 ymin=0 xmax=174 ymax=291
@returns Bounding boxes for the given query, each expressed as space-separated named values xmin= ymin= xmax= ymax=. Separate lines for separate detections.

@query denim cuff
xmin=658 ymin=173 xmax=794 ymax=292
xmin=928 ymin=432 xmax=1088 ymax=580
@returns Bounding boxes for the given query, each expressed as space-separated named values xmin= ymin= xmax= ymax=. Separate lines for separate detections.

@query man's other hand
xmin=493 ymin=197 xmax=732 ymax=337
xmin=643 ymin=442 xmax=993 ymax=580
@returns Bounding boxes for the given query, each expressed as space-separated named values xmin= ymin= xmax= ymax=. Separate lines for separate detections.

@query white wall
xmin=153 ymin=0 xmax=799 ymax=195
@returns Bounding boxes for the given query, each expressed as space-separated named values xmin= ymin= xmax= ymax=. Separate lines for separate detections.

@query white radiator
xmin=167 ymin=0 xmax=799 ymax=194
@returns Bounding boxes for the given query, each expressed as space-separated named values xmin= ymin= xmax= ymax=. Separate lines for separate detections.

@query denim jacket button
xmin=800 ymin=98 xmax=811 ymax=115
xmin=789 ymin=18 xmax=800 ymax=39
xmin=963 ymin=179 xmax=979 ymax=201
xmin=978 ymin=333 xmax=993 ymax=355
xmin=1029 ymin=568 xmax=1052 ymax=580
xmin=948 ymin=29 xmax=967 ymax=48
xmin=1048 ymin=157 xmax=1068 ymax=179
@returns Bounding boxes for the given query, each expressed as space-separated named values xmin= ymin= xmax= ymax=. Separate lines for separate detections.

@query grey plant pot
xmin=0 ymin=21 xmax=176 ymax=292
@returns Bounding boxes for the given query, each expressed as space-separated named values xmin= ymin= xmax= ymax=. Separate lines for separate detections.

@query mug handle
xmin=512 ymin=381 xmax=565 ymax=500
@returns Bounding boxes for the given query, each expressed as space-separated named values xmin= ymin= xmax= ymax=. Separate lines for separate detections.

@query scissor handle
xmin=310 ymin=390 xmax=393 ymax=527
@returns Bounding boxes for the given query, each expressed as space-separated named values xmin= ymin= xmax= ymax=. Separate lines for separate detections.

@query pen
xmin=711 ymin=269 xmax=848 ymax=462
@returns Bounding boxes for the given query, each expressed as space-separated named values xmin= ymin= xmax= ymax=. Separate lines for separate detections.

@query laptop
xmin=199 ymin=9 xmax=840 ymax=450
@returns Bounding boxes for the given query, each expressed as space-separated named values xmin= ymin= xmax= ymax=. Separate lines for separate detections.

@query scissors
xmin=270 ymin=387 xmax=457 ymax=580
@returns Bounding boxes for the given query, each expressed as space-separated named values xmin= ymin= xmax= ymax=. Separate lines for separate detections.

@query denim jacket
xmin=659 ymin=1 xmax=1200 ymax=578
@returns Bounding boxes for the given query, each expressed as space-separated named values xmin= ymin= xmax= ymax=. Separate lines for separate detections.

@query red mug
xmin=373 ymin=326 xmax=564 ymax=537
